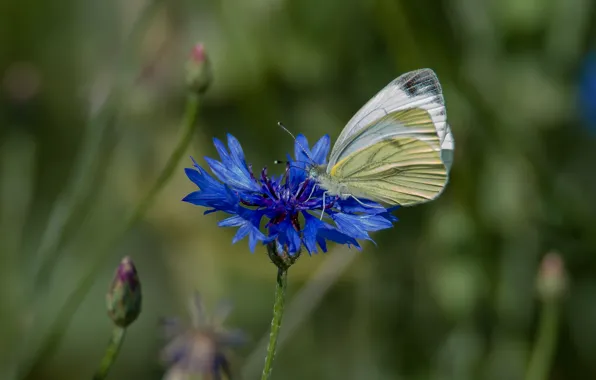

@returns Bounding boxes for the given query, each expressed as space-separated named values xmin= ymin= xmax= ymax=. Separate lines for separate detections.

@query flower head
xmin=160 ymin=293 xmax=245 ymax=380
xmin=183 ymin=134 xmax=397 ymax=255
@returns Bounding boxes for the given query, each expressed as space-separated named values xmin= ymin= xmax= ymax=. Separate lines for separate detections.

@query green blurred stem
xmin=525 ymin=299 xmax=560 ymax=380
xmin=20 ymin=92 xmax=201 ymax=380
xmin=261 ymin=268 xmax=288 ymax=380
xmin=92 ymin=327 xmax=126 ymax=380
xmin=32 ymin=0 xmax=161 ymax=289
xmin=127 ymin=92 xmax=199 ymax=225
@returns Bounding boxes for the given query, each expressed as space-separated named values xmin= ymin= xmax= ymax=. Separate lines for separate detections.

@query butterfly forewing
xmin=328 ymin=108 xmax=441 ymax=166
xmin=328 ymin=69 xmax=454 ymax=171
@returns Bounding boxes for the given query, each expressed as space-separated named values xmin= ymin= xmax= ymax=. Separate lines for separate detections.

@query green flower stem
xmin=92 ymin=327 xmax=126 ymax=380
xmin=261 ymin=268 xmax=288 ymax=380
xmin=20 ymin=92 xmax=201 ymax=380
xmin=127 ymin=92 xmax=199 ymax=226
xmin=525 ymin=299 xmax=560 ymax=380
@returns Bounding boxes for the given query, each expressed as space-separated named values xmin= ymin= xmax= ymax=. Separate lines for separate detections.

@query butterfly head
xmin=307 ymin=164 xmax=327 ymax=180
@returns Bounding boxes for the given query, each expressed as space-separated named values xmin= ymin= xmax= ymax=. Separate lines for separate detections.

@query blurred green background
xmin=2 ymin=0 xmax=596 ymax=379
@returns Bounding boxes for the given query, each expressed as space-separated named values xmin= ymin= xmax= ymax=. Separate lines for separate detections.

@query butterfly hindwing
xmin=328 ymin=106 xmax=449 ymax=206
xmin=330 ymin=136 xmax=448 ymax=206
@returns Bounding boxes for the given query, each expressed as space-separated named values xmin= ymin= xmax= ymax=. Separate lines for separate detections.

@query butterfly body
xmin=308 ymin=165 xmax=354 ymax=200
xmin=307 ymin=69 xmax=454 ymax=207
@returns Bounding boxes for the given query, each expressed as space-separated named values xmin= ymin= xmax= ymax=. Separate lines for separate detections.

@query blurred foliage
xmin=2 ymin=0 xmax=596 ymax=379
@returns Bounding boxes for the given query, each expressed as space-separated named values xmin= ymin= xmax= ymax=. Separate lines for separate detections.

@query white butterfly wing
xmin=327 ymin=69 xmax=454 ymax=172
xmin=327 ymin=110 xmax=449 ymax=206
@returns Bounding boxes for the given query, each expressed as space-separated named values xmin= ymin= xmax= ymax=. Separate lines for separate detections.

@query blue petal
xmin=213 ymin=138 xmax=233 ymax=166
xmin=182 ymin=190 xmax=223 ymax=205
xmin=317 ymin=224 xmax=361 ymax=249
xmin=270 ymin=219 xmax=301 ymax=254
xmin=332 ymin=213 xmax=393 ymax=240
xmin=302 ymin=211 xmax=322 ymax=254
xmin=288 ymin=155 xmax=307 ymax=188
xmin=380 ymin=208 xmax=399 ymax=223
xmin=219 ymin=214 xmax=266 ymax=252
xmin=185 ymin=165 xmax=224 ymax=191
xmin=227 ymin=134 xmax=250 ymax=172
xmin=316 ymin=234 xmax=328 ymax=252
xmin=212 ymin=137 xmax=260 ymax=192
xmin=205 ymin=157 xmax=258 ymax=192
xmin=185 ymin=167 xmax=204 ymax=188
xmin=336 ymin=197 xmax=388 ymax=215
xmin=294 ymin=134 xmax=311 ymax=165
xmin=220 ymin=135 xmax=257 ymax=188
xmin=232 ymin=224 xmax=251 ymax=243
xmin=219 ymin=215 xmax=245 ymax=227
xmin=285 ymin=224 xmax=301 ymax=255
xmin=248 ymin=228 xmax=265 ymax=252
xmin=310 ymin=135 xmax=330 ymax=165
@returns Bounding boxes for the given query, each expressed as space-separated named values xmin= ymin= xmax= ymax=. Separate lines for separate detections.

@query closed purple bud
xmin=536 ymin=251 xmax=567 ymax=301
xmin=186 ymin=43 xmax=212 ymax=94
xmin=106 ymin=257 xmax=142 ymax=327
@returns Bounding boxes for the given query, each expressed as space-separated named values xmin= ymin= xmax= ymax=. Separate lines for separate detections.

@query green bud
xmin=536 ymin=251 xmax=567 ymax=301
xmin=186 ymin=43 xmax=212 ymax=94
xmin=106 ymin=256 xmax=142 ymax=327
xmin=267 ymin=241 xmax=300 ymax=270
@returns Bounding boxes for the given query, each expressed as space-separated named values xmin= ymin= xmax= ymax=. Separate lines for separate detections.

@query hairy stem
xmin=525 ymin=299 xmax=560 ymax=380
xmin=261 ymin=268 xmax=288 ymax=380
xmin=92 ymin=327 xmax=126 ymax=380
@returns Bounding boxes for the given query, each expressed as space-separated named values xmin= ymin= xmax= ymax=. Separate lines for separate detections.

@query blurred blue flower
xmin=579 ymin=51 xmax=596 ymax=133
xmin=183 ymin=133 xmax=397 ymax=254
xmin=160 ymin=293 xmax=245 ymax=380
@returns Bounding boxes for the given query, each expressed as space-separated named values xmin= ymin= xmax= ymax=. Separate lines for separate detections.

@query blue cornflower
xmin=579 ymin=51 xmax=596 ymax=134
xmin=183 ymin=133 xmax=397 ymax=254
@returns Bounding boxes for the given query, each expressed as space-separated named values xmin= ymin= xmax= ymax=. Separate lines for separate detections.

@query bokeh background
xmin=2 ymin=0 xmax=596 ymax=379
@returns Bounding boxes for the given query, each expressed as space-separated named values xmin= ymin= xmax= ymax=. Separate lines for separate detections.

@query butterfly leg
xmin=319 ymin=191 xmax=327 ymax=220
xmin=305 ymin=182 xmax=317 ymax=203
xmin=349 ymin=195 xmax=385 ymax=210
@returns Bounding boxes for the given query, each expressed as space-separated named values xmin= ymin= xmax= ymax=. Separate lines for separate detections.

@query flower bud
xmin=186 ymin=43 xmax=212 ymax=95
xmin=106 ymin=257 xmax=142 ymax=327
xmin=536 ymin=251 xmax=567 ymax=301
xmin=267 ymin=241 xmax=300 ymax=270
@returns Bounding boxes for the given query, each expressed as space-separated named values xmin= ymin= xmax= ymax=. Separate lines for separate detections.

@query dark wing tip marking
xmin=398 ymin=69 xmax=443 ymax=98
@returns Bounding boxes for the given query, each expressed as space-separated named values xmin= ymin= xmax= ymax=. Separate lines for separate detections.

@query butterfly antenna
xmin=274 ymin=159 xmax=313 ymax=166
xmin=277 ymin=121 xmax=315 ymax=164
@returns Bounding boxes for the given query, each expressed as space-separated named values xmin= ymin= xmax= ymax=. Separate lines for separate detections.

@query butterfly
xmin=305 ymin=68 xmax=454 ymax=211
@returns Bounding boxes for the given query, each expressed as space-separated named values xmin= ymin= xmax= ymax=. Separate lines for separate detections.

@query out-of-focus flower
xmin=160 ymin=293 xmax=245 ymax=380
xmin=183 ymin=134 xmax=398 ymax=255
xmin=106 ymin=257 xmax=142 ymax=327
xmin=579 ymin=51 xmax=596 ymax=134
xmin=3 ymin=62 xmax=41 ymax=103
xmin=536 ymin=251 xmax=567 ymax=301
xmin=186 ymin=43 xmax=212 ymax=94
